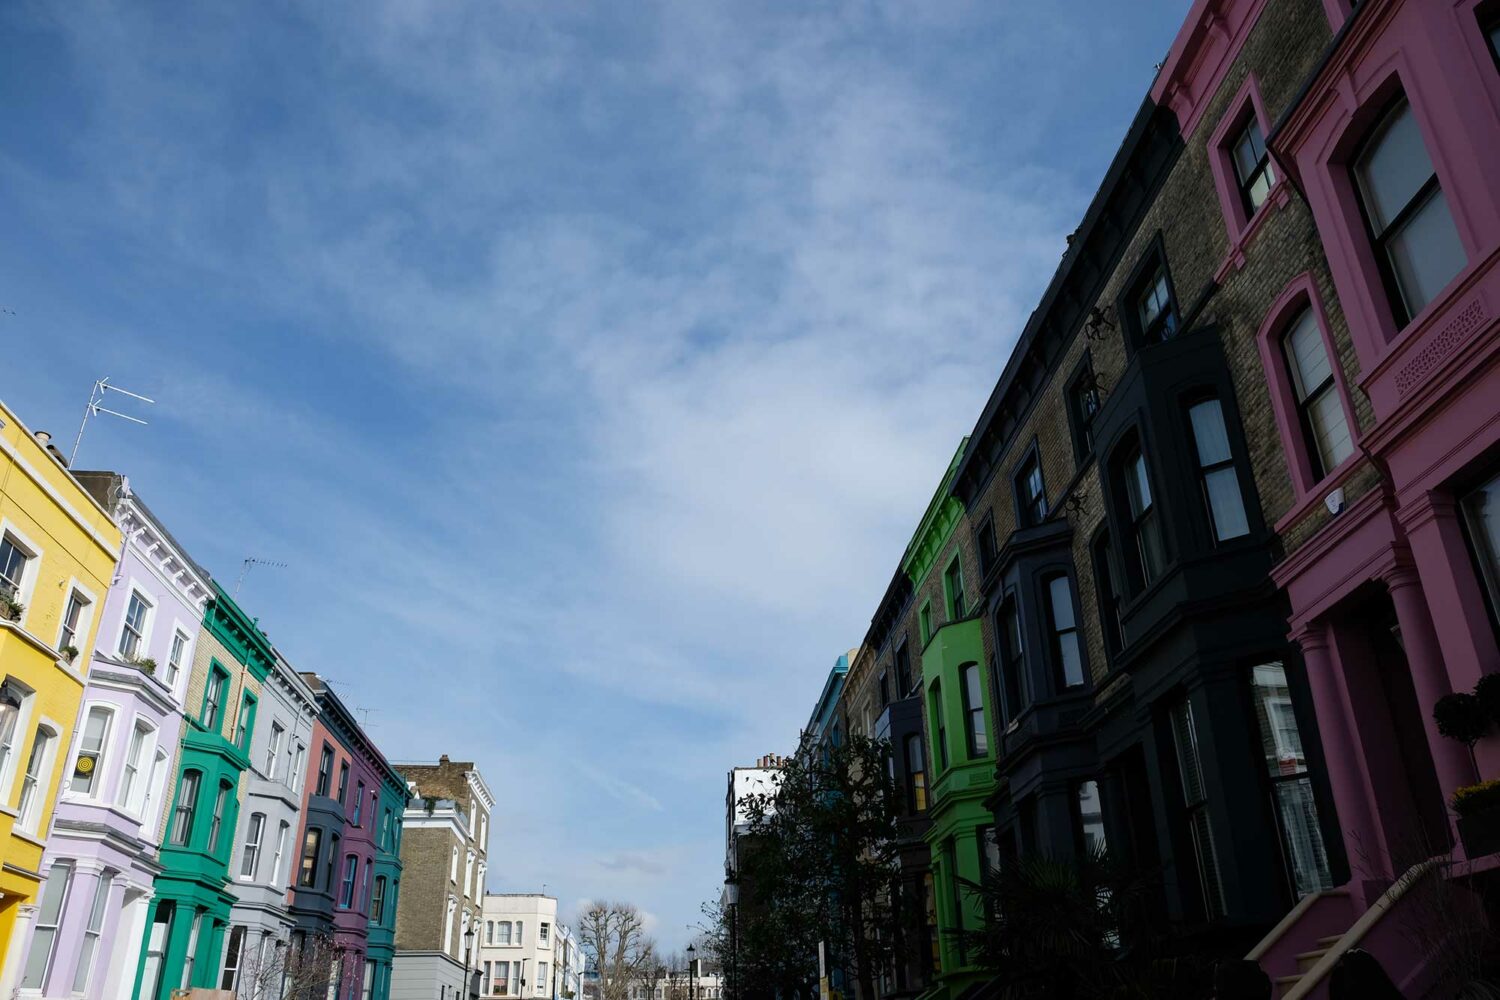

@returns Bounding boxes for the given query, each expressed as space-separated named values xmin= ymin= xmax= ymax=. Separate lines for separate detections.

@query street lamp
xmin=464 ymin=924 xmax=478 ymax=1000
xmin=686 ymin=945 xmax=696 ymax=1000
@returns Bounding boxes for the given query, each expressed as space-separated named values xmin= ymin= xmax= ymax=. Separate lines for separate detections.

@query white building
xmin=629 ymin=972 xmax=725 ymax=1000
xmin=723 ymin=757 xmax=781 ymax=907
xmin=475 ymin=893 xmax=567 ymax=999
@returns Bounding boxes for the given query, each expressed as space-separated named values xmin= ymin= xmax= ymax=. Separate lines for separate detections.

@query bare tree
xmin=234 ymin=934 xmax=346 ymax=1000
xmin=577 ymin=901 xmax=657 ymax=1000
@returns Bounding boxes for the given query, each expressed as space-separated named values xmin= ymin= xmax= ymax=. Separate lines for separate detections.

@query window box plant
xmin=61 ymin=644 xmax=79 ymax=663
xmin=1453 ymin=780 xmax=1500 ymax=859
xmin=126 ymin=655 xmax=158 ymax=676
xmin=0 ymin=591 xmax=23 ymax=623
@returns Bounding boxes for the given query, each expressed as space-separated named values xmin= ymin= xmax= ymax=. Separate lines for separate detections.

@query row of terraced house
xmin=0 ymin=396 xmax=506 ymax=999
xmin=779 ymin=0 xmax=1500 ymax=997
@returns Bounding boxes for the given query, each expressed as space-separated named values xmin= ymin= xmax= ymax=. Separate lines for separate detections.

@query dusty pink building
xmin=1228 ymin=0 xmax=1500 ymax=993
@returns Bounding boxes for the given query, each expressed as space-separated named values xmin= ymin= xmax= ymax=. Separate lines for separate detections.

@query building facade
xmin=369 ymin=750 xmax=409 ymax=1000
xmin=221 ymin=650 xmax=318 ymax=997
xmin=17 ymin=475 xmax=208 ymax=999
xmin=1246 ymin=0 xmax=1500 ymax=991
xmin=0 ymin=410 xmax=123 ymax=988
xmin=133 ymin=582 xmax=273 ymax=1000
xmin=476 ymin=893 xmax=559 ymax=1000
xmin=391 ymin=756 xmax=493 ymax=1000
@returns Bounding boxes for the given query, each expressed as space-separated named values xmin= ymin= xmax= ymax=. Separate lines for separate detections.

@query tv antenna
xmin=235 ymin=557 xmax=288 ymax=596
xmin=71 ymin=377 xmax=155 ymax=466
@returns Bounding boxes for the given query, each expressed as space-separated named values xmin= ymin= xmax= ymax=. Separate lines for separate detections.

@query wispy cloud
xmin=0 ymin=0 xmax=1190 ymax=949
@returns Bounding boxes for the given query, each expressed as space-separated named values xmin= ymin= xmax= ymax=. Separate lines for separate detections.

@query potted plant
xmin=1453 ymin=780 xmax=1500 ymax=859
xmin=137 ymin=657 xmax=157 ymax=676
xmin=61 ymin=644 xmax=79 ymax=663
xmin=0 ymin=590 xmax=23 ymax=623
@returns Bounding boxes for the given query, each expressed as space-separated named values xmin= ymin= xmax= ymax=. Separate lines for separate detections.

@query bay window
xmin=1044 ymin=575 xmax=1085 ymax=688
xmin=904 ymin=734 xmax=927 ymax=812
xmin=929 ymin=681 xmax=948 ymax=770
xmin=299 ymin=827 xmax=322 ymax=887
xmin=960 ymin=662 xmax=988 ymax=757
xmin=209 ymin=779 xmax=232 ymax=853
xmin=1353 ymin=96 xmax=1465 ymax=325
xmin=70 ymin=705 xmax=113 ymax=796
xmin=1120 ymin=444 xmax=1166 ymax=587
xmin=996 ymin=599 xmax=1025 ymax=722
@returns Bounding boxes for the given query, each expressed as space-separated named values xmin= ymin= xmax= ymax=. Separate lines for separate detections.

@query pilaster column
xmin=1384 ymin=564 xmax=1478 ymax=843
xmin=0 ymin=903 xmax=39 ymax=997
xmin=1295 ymin=620 xmax=1388 ymax=884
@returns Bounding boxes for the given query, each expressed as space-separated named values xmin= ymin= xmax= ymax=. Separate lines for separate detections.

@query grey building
xmin=220 ymin=650 xmax=319 ymax=995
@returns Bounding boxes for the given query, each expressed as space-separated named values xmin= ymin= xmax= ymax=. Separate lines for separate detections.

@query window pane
xmin=1233 ymin=123 xmax=1263 ymax=183
xmin=1387 ymin=186 xmax=1465 ymax=317
xmin=1275 ymin=777 xmax=1334 ymax=897
xmin=1204 ymin=468 xmax=1250 ymax=540
xmin=1058 ymin=633 xmax=1085 ymax=687
xmin=1048 ymin=575 xmax=1076 ymax=631
xmin=1188 ymin=400 xmax=1233 ymax=467
xmin=1308 ymin=386 xmax=1354 ymax=472
xmin=1284 ymin=310 xmax=1331 ymax=400
xmin=1355 ymin=100 xmax=1435 ymax=234
xmin=1077 ymin=780 xmax=1108 ymax=854
xmin=1126 ymin=452 xmax=1152 ymax=515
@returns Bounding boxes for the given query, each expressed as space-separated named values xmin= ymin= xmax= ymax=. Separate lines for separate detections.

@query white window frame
xmin=142 ymin=747 xmax=170 ymax=830
xmin=272 ymin=820 xmax=290 ymax=889
xmin=56 ymin=578 xmax=98 ymax=656
xmin=265 ymin=721 xmax=285 ymax=781
xmin=66 ymin=702 xmax=117 ymax=800
xmin=16 ymin=718 xmax=60 ymax=833
xmin=21 ymin=860 xmax=72 ymax=990
xmin=241 ymin=812 xmax=266 ymax=881
xmin=73 ymin=869 xmax=116 ymax=994
xmin=118 ymin=585 xmax=154 ymax=661
xmin=116 ymin=717 xmax=156 ymax=814
xmin=0 ymin=676 xmax=35 ymax=803
xmin=0 ymin=520 xmax=44 ymax=630
xmin=165 ymin=624 xmax=193 ymax=693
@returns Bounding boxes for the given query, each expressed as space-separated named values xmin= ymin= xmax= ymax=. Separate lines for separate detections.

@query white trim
xmin=60 ymin=701 xmax=117 ymax=803
xmin=54 ymin=575 xmax=99 ymax=659
xmin=14 ymin=713 xmax=61 ymax=834
xmin=0 ymin=518 xmax=45 ymax=631
xmin=114 ymin=577 xmax=156 ymax=662
xmin=163 ymin=618 xmax=195 ymax=703
xmin=0 ymin=674 xmax=38 ymax=807
xmin=0 ymin=425 xmax=117 ymax=556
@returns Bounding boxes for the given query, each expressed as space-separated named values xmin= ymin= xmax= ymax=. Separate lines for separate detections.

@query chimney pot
xmin=34 ymin=430 xmax=50 ymax=445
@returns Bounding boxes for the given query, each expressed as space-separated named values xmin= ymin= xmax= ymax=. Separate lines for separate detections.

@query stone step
xmin=1295 ymin=947 xmax=1330 ymax=973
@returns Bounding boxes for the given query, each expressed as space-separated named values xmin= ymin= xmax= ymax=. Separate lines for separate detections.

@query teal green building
xmin=133 ymin=585 xmax=272 ymax=1000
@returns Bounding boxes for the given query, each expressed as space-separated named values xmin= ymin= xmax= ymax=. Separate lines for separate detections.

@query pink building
xmin=1238 ymin=0 xmax=1500 ymax=993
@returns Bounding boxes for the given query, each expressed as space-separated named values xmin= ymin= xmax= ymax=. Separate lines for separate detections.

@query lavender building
xmin=21 ymin=474 xmax=210 ymax=999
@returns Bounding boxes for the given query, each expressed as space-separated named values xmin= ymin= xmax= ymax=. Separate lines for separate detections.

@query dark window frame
xmin=1117 ymin=234 xmax=1180 ymax=350
xmin=904 ymin=733 xmax=927 ymax=813
xmin=894 ymin=639 xmax=913 ymax=697
xmin=1091 ymin=528 xmax=1124 ymax=657
xmin=1349 ymin=91 xmax=1454 ymax=328
xmin=944 ymin=555 xmax=968 ymax=619
xmin=1042 ymin=570 xmax=1087 ymax=691
xmin=1228 ymin=112 xmax=1275 ymax=218
xmin=1064 ymin=353 xmax=1102 ymax=463
xmin=975 ymin=512 xmax=999 ymax=579
xmin=1012 ymin=441 xmax=1048 ymax=528
xmin=994 ymin=593 xmax=1027 ymax=724
xmin=1184 ymin=391 xmax=1253 ymax=545
xmin=1112 ymin=434 xmax=1168 ymax=594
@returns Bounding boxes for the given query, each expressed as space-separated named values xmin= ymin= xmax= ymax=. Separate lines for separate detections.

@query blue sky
xmin=1 ymin=0 xmax=1188 ymax=949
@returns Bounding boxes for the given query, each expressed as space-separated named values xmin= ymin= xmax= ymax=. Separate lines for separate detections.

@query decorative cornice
xmin=900 ymin=440 xmax=969 ymax=587
xmin=204 ymin=582 xmax=274 ymax=681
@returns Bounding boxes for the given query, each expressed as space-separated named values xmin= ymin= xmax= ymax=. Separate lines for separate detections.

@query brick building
xmin=391 ymin=755 xmax=495 ymax=1000
xmin=820 ymin=0 xmax=1500 ymax=995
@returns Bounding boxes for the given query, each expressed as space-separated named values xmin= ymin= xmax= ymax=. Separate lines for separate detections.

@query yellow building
xmin=0 ymin=399 xmax=121 ymax=974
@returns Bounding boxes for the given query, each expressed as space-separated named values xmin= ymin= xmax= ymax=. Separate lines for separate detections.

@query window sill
xmin=1272 ymin=451 xmax=1367 ymax=535
xmin=1214 ymin=181 xmax=1293 ymax=284
xmin=12 ymin=827 xmax=46 ymax=848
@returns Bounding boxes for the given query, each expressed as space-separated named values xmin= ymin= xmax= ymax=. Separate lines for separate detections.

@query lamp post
xmin=686 ymin=945 xmax=696 ymax=1000
xmin=464 ymin=924 xmax=478 ymax=1000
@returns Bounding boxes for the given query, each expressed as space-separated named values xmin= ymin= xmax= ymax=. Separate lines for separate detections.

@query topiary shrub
xmin=1435 ymin=692 xmax=1492 ymax=749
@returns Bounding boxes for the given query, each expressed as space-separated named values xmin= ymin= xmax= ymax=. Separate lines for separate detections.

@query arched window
xmin=170 ymin=770 xmax=202 ymax=846
xmin=1282 ymin=310 xmax=1353 ymax=480
xmin=17 ymin=722 xmax=58 ymax=832
xmin=69 ymin=704 xmax=114 ymax=797
xmin=928 ymin=681 xmax=948 ymax=770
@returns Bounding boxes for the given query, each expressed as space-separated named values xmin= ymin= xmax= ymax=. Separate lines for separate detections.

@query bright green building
xmin=907 ymin=442 xmax=997 ymax=1000
xmin=133 ymin=585 xmax=272 ymax=1000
